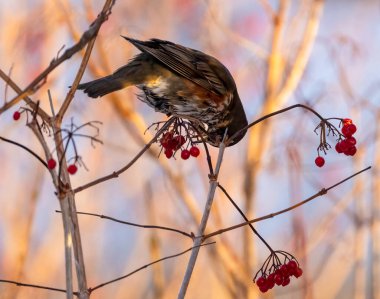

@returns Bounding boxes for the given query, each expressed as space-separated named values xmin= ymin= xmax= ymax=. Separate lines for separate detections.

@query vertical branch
xmin=178 ymin=135 xmax=227 ymax=298
xmin=370 ymin=110 xmax=380 ymax=299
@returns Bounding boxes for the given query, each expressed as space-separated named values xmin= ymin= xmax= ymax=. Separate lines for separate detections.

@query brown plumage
xmin=78 ymin=37 xmax=248 ymax=146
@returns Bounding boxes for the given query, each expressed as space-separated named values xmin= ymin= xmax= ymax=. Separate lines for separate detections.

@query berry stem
xmin=217 ymin=183 xmax=275 ymax=253
xmin=186 ymin=121 xmax=214 ymax=175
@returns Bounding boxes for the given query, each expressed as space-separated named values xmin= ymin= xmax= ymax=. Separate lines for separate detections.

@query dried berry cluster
xmin=13 ymin=109 xmax=101 ymax=175
xmin=253 ymin=251 xmax=302 ymax=293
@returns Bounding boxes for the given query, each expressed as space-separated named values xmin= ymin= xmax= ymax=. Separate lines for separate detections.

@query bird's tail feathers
xmin=77 ymin=75 xmax=127 ymax=98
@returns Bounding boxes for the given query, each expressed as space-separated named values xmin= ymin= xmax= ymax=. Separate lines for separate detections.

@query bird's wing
xmin=122 ymin=36 xmax=227 ymax=95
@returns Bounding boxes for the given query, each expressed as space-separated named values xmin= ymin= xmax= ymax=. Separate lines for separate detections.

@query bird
xmin=78 ymin=36 xmax=248 ymax=147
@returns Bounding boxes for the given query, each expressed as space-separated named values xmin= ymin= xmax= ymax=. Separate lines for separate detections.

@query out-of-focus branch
xmin=275 ymin=0 xmax=324 ymax=107
xmin=205 ymin=0 xmax=267 ymax=59
xmin=0 ymin=0 xmax=114 ymax=117
xmin=257 ymin=0 xmax=276 ymax=20
xmin=73 ymin=118 xmax=175 ymax=193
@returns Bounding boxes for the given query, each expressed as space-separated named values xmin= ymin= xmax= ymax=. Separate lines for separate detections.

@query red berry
xmin=335 ymin=142 xmax=343 ymax=154
xmin=13 ymin=111 xmax=21 ymax=121
xmin=315 ymin=156 xmax=325 ymax=167
xmin=167 ymin=139 xmax=177 ymax=150
xmin=343 ymin=118 xmax=352 ymax=125
xmin=164 ymin=148 xmax=173 ymax=159
xmin=175 ymin=135 xmax=186 ymax=146
xmin=266 ymin=273 xmax=275 ymax=289
xmin=347 ymin=124 xmax=357 ymax=135
xmin=294 ymin=267 xmax=303 ymax=278
xmin=267 ymin=273 xmax=275 ymax=283
xmin=47 ymin=158 xmax=57 ymax=169
xmin=168 ymin=135 xmax=186 ymax=150
xmin=344 ymin=146 xmax=357 ymax=156
xmin=274 ymin=274 xmax=283 ymax=285
xmin=341 ymin=125 xmax=351 ymax=137
xmin=282 ymin=276 xmax=290 ymax=287
xmin=161 ymin=132 xmax=174 ymax=149
xmin=339 ymin=139 xmax=349 ymax=152
xmin=259 ymin=284 xmax=269 ymax=293
xmin=181 ymin=149 xmax=190 ymax=160
xmin=346 ymin=136 xmax=356 ymax=146
xmin=67 ymin=164 xmax=77 ymax=175
xmin=287 ymin=261 xmax=297 ymax=276
xmin=189 ymin=146 xmax=200 ymax=157
xmin=256 ymin=276 xmax=266 ymax=288
xmin=280 ymin=264 xmax=289 ymax=277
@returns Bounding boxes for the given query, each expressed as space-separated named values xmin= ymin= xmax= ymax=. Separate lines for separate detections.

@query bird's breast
xmin=138 ymin=74 xmax=233 ymax=126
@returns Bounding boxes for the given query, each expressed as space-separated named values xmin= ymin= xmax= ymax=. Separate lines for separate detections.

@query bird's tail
xmin=77 ymin=75 xmax=125 ymax=98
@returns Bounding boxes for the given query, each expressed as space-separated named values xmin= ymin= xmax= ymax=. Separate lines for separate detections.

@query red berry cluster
xmin=160 ymin=131 xmax=200 ymax=160
xmin=253 ymin=251 xmax=302 ymax=293
xmin=255 ymin=260 xmax=303 ymax=293
xmin=335 ymin=118 xmax=357 ymax=156
xmin=47 ymin=158 xmax=78 ymax=175
xmin=314 ymin=118 xmax=358 ymax=168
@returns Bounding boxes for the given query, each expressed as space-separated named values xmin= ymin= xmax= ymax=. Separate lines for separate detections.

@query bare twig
xmin=217 ymin=183 xmax=274 ymax=253
xmin=229 ymin=103 xmax=325 ymax=146
xmin=0 ymin=279 xmax=77 ymax=296
xmin=73 ymin=118 xmax=175 ymax=193
xmin=203 ymin=166 xmax=372 ymax=240
xmin=88 ymin=242 xmax=216 ymax=293
xmin=0 ymin=136 xmax=47 ymax=168
xmin=56 ymin=210 xmax=193 ymax=238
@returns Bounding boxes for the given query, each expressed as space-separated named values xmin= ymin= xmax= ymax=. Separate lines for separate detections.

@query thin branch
xmin=228 ymin=103 xmax=325 ymax=146
xmin=0 ymin=136 xmax=47 ymax=168
xmin=73 ymin=118 xmax=175 ymax=193
xmin=217 ymin=183 xmax=274 ymax=253
xmin=56 ymin=210 xmax=193 ymax=238
xmin=0 ymin=279 xmax=78 ymax=296
xmin=88 ymin=242 xmax=216 ymax=293
xmin=178 ymin=131 xmax=228 ymax=298
xmin=203 ymin=166 xmax=372 ymax=240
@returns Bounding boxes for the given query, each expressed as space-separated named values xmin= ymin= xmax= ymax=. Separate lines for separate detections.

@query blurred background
xmin=0 ymin=0 xmax=379 ymax=298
